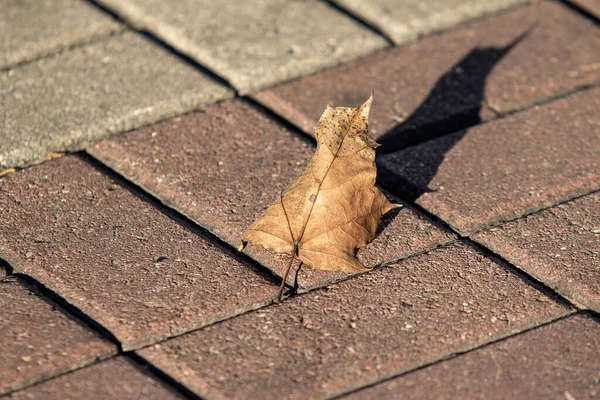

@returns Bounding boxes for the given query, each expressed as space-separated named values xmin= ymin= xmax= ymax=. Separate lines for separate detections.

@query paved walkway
xmin=1 ymin=0 xmax=599 ymax=399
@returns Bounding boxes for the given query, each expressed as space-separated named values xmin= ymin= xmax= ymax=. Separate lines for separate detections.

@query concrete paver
xmin=6 ymin=356 xmax=187 ymax=400
xmin=332 ymin=0 xmax=526 ymax=45
xmin=90 ymin=99 xmax=455 ymax=291
xmin=0 ymin=0 xmax=122 ymax=70
xmin=0 ymin=268 xmax=116 ymax=396
xmin=344 ymin=314 xmax=600 ymax=400
xmin=0 ymin=155 xmax=276 ymax=351
xmin=0 ymin=31 xmax=233 ymax=170
xmin=137 ymin=242 xmax=569 ymax=400
xmin=255 ymin=1 xmax=600 ymax=152
xmin=571 ymin=0 xmax=600 ymax=19
xmin=378 ymin=86 xmax=600 ymax=235
xmin=94 ymin=0 xmax=388 ymax=94
xmin=473 ymin=191 xmax=600 ymax=312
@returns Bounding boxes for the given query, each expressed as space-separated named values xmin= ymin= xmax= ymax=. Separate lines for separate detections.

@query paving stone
xmin=0 ymin=155 xmax=275 ymax=351
xmin=89 ymin=99 xmax=455 ymax=291
xmin=0 ymin=31 xmax=233 ymax=170
xmin=137 ymin=242 xmax=569 ymax=400
xmin=255 ymin=1 xmax=600 ymax=151
xmin=378 ymin=86 xmax=600 ymax=235
xmin=571 ymin=0 xmax=600 ymax=18
xmin=6 ymin=356 xmax=187 ymax=400
xmin=0 ymin=0 xmax=122 ymax=70
xmin=473 ymin=191 xmax=600 ymax=312
xmin=94 ymin=0 xmax=388 ymax=94
xmin=332 ymin=0 xmax=526 ymax=45
xmin=343 ymin=313 xmax=600 ymax=400
xmin=0 ymin=267 xmax=116 ymax=396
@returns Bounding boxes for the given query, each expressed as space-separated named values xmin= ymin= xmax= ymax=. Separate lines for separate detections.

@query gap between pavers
xmin=0 ymin=266 xmax=117 ymax=396
xmin=342 ymin=312 xmax=600 ymax=400
xmin=135 ymin=241 xmax=572 ymax=400
xmin=88 ymin=98 xmax=457 ymax=292
xmin=253 ymin=0 xmax=600 ymax=151
xmin=0 ymin=154 xmax=282 ymax=351
xmin=331 ymin=0 xmax=529 ymax=46
xmin=6 ymin=355 xmax=188 ymax=400
xmin=92 ymin=0 xmax=389 ymax=94
xmin=377 ymin=85 xmax=600 ymax=236
xmin=0 ymin=30 xmax=233 ymax=171
xmin=0 ymin=0 xmax=123 ymax=70
xmin=473 ymin=190 xmax=600 ymax=313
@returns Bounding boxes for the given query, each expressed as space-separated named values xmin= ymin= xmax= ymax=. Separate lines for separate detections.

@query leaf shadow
xmin=375 ymin=30 xmax=530 ymax=204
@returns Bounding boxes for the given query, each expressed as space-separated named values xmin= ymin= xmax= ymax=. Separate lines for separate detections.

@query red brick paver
xmin=254 ymin=1 xmax=600 ymax=152
xmin=378 ymin=86 xmax=600 ymax=235
xmin=137 ymin=242 xmax=569 ymax=400
xmin=343 ymin=313 xmax=600 ymax=400
xmin=89 ymin=99 xmax=455 ymax=290
xmin=0 ymin=269 xmax=116 ymax=396
xmin=0 ymin=155 xmax=275 ymax=351
xmin=6 ymin=356 xmax=187 ymax=400
xmin=473 ymin=191 xmax=600 ymax=312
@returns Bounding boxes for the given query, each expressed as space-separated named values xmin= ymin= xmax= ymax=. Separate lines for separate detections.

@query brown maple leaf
xmin=239 ymin=95 xmax=398 ymax=300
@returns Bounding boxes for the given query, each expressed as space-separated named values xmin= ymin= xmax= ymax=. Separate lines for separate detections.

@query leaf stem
xmin=278 ymin=244 xmax=297 ymax=302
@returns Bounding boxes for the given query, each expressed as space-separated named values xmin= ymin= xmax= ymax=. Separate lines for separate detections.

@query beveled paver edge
xmin=330 ymin=0 xmax=530 ymax=46
xmin=0 ymin=221 xmax=275 ymax=352
xmin=88 ymin=143 xmax=459 ymax=293
xmin=1 ymin=350 xmax=119 ymax=397
xmin=1 ymin=26 xmax=127 ymax=72
xmin=136 ymin=296 xmax=573 ymax=400
xmin=93 ymin=0 xmax=390 ymax=94
xmin=472 ymin=234 xmax=600 ymax=313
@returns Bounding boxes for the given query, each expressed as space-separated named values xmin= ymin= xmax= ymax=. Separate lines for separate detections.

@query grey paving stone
xmin=0 ymin=31 xmax=233 ymax=170
xmin=333 ymin=0 xmax=528 ymax=45
xmin=94 ymin=0 xmax=389 ymax=94
xmin=0 ymin=0 xmax=122 ymax=70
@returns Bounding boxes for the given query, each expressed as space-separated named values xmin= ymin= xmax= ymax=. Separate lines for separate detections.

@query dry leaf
xmin=240 ymin=95 xmax=398 ymax=294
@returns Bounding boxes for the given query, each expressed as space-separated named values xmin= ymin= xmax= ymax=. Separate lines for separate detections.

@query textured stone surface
xmin=6 ymin=356 xmax=187 ymax=400
xmin=0 ymin=268 xmax=116 ymax=396
xmin=0 ymin=155 xmax=275 ymax=351
xmin=473 ymin=192 xmax=600 ymax=312
xmin=0 ymin=31 xmax=233 ymax=170
xmin=255 ymin=1 xmax=600 ymax=151
xmin=137 ymin=242 xmax=569 ymax=400
xmin=332 ymin=0 xmax=526 ymax=45
xmin=0 ymin=0 xmax=122 ymax=69
xmin=344 ymin=314 xmax=600 ymax=400
xmin=94 ymin=0 xmax=388 ymax=94
xmin=571 ymin=0 xmax=600 ymax=18
xmin=378 ymin=86 xmax=600 ymax=235
xmin=90 ymin=100 xmax=455 ymax=291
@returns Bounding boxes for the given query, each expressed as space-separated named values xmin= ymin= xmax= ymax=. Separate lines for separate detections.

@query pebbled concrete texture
xmin=0 ymin=31 xmax=233 ymax=170
xmin=0 ymin=0 xmax=122 ymax=70
xmin=93 ymin=0 xmax=388 ymax=94
xmin=255 ymin=1 xmax=600 ymax=147
xmin=332 ymin=0 xmax=527 ymax=45
xmin=137 ymin=242 xmax=569 ymax=400
xmin=378 ymin=86 xmax=600 ymax=235
xmin=90 ymin=99 xmax=456 ymax=291
xmin=0 ymin=155 xmax=276 ymax=351
xmin=6 ymin=356 xmax=188 ymax=400
xmin=344 ymin=314 xmax=600 ymax=400
xmin=0 ymin=268 xmax=117 ymax=396
xmin=473 ymin=191 xmax=600 ymax=312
